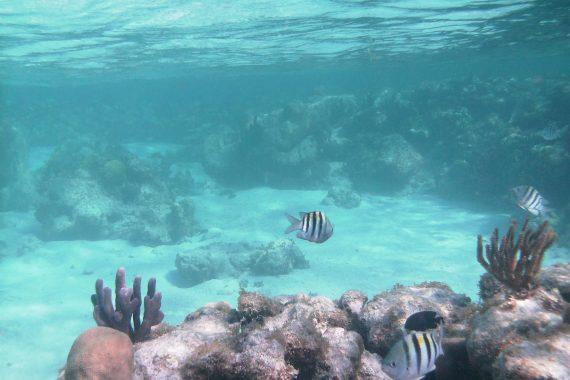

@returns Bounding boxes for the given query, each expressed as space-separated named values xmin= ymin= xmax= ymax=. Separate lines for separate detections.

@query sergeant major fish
xmin=285 ymin=211 xmax=333 ymax=243
xmin=383 ymin=312 xmax=444 ymax=380
xmin=511 ymin=185 xmax=550 ymax=216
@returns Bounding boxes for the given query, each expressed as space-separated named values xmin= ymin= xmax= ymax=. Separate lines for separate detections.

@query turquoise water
xmin=1 ymin=1 xmax=570 ymax=379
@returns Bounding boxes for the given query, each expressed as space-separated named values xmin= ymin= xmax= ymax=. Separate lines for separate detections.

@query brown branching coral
xmin=477 ymin=219 xmax=556 ymax=294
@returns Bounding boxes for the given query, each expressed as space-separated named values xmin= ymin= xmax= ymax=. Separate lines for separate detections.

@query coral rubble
xmin=91 ymin=268 xmax=164 ymax=343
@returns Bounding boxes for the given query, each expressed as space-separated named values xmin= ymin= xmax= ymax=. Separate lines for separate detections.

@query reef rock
xmin=202 ymin=95 xmax=359 ymax=188
xmin=467 ymin=287 xmax=567 ymax=378
xmin=250 ymin=238 xmax=309 ymax=276
xmin=175 ymin=239 xmax=309 ymax=285
xmin=63 ymin=327 xmax=133 ymax=380
xmin=347 ymin=134 xmax=425 ymax=193
xmin=0 ymin=125 xmax=34 ymax=211
xmin=134 ymin=302 xmax=234 ymax=379
xmin=35 ymin=140 xmax=196 ymax=246
xmin=359 ymin=282 xmax=475 ymax=355
xmin=125 ymin=284 xmax=491 ymax=379
xmin=539 ymin=262 xmax=570 ymax=302
xmin=493 ymin=326 xmax=570 ymax=380
xmin=321 ymin=185 xmax=362 ymax=209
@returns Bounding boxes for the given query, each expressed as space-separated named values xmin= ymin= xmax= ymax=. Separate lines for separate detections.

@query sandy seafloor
xmin=0 ymin=146 xmax=567 ymax=379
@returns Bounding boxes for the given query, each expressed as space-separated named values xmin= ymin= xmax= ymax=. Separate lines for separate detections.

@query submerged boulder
xmin=174 ymin=239 xmax=309 ymax=285
xmin=321 ymin=185 xmax=362 ymax=209
xmin=63 ymin=327 xmax=133 ymax=380
xmin=250 ymin=238 xmax=309 ymax=276
xmin=35 ymin=140 xmax=197 ymax=246
xmin=201 ymin=95 xmax=359 ymax=188
xmin=133 ymin=291 xmax=391 ymax=379
xmin=359 ymin=282 xmax=475 ymax=355
xmin=468 ymin=263 xmax=570 ymax=379
xmin=347 ymin=134 xmax=426 ymax=193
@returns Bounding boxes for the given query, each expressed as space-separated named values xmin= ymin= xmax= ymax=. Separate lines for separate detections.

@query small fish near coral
xmin=382 ymin=311 xmax=445 ymax=380
xmin=511 ymin=185 xmax=550 ymax=216
xmin=404 ymin=311 xmax=444 ymax=333
xmin=285 ymin=211 xmax=333 ymax=243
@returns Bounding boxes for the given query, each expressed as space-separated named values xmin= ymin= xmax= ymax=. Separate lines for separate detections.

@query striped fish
xmin=382 ymin=328 xmax=444 ymax=380
xmin=511 ymin=186 xmax=550 ymax=216
xmin=284 ymin=211 xmax=333 ymax=243
xmin=536 ymin=124 xmax=567 ymax=141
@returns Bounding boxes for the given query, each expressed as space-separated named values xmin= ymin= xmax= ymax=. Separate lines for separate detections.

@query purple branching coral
xmin=477 ymin=219 xmax=556 ymax=295
xmin=91 ymin=267 xmax=164 ymax=342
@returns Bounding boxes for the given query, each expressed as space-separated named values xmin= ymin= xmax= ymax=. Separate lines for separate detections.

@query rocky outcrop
xmin=202 ymin=95 xmax=359 ymax=188
xmin=347 ymin=133 xmax=426 ymax=193
xmin=467 ymin=283 xmax=569 ymax=379
xmin=35 ymin=139 xmax=197 ymax=246
xmin=132 ymin=292 xmax=392 ymax=380
xmin=127 ymin=283 xmax=475 ymax=379
xmin=359 ymin=282 xmax=475 ymax=355
xmin=321 ymin=185 xmax=362 ymax=209
xmin=175 ymin=239 xmax=309 ymax=285
xmin=0 ymin=125 xmax=34 ymax=211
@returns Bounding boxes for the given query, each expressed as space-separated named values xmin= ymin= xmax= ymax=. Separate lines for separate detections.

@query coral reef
xmin=91 ymin=268 xmax=164 ymax=342
xmin=60 ymin=327 xmax=133 ymax=380
xmin=175 ymin=239 xmax=309 ymax=285
xmin=321 ymin=185 xmax=362 ymax=209
xmin=132 ymin=291 xmax=394 ymax=379
xmin=63 ymin=263 xmax=570 ymax=379
xmin=35 ymin=139 xmax=196 ymax=245
xmin=0 ymin=124 xmax=34 ymax=211
xmin=358 ymin=282 xmax=474 ymax=353
xmin=468 ymin=222 xmax=569 ymax=379
xmin=477 ymin=219 xmax=557 ymax=294
xmin=202 ymin=95 xmax=359 ymax=188
xmin=126 ymin=283 xmax=474 ymax=379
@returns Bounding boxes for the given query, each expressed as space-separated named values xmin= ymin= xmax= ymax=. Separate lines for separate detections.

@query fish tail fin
xmin=285 ymin=213 xmax=301 ymax=234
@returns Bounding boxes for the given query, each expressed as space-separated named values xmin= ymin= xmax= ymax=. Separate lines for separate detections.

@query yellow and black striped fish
xmin=382 ymin=326 xmax=444 ymax=380
xmin=284 ymin=211 xmax=333 ymax=243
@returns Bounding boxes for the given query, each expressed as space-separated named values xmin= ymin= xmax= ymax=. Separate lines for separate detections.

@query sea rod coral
xmin=91 ymin=267 xmax=164 ymax=342
xmin=476 ymin=219 xmax=556 ymax=294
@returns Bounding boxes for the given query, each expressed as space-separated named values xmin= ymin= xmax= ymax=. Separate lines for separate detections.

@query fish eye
xmin=390 ymin=361 xmax=396 ymax=367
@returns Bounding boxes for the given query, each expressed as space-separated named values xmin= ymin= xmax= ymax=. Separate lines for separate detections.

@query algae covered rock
xmin=131 ymin=291 xmax=392 ymax=379
xmin=467 ymin=287 xmax=567 ymax=378
xmin=0 ymin=125 xmax=34 ymax=211
xmin=250 ymin=238 xmax=309 ymax=276
xmin=539 ymin=262 xmax=570 ymax=301
xmin=35 ymin=139 xmax=197 ymax=246
xmin=133 ymin=302 xmax=234 ymax=379
xmin=347 ymin=133 xmax=425 ymax=193
xmin=493 ymin=327 xmax=570 ymax=380
xmin=174 ymin=239 xmax=309 ymax=285
xmin=360 ymin=282 xmax=475 ymax=355
xmin=321 ymin=185 xmax=362 ymax=209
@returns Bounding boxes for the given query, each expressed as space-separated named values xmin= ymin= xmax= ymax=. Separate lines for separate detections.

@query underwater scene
xmin=1 ymin=1 xmax=570 ymax=379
